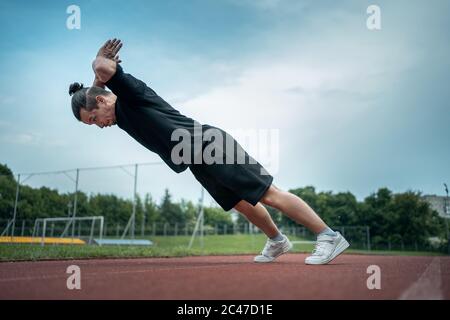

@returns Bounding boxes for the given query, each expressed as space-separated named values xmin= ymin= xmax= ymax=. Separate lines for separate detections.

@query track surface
xmin=0 ymin=254 xmax=449 ymax=299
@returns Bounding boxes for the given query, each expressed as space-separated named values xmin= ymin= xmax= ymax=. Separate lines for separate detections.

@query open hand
xmin=96 ymin=38 xmax=122 ymax=63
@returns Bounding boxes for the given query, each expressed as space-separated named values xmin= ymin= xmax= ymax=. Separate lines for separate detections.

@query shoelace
xmin=311 ymin=240 xmax=333 ymax=256
xmin=261 ymin=240 xmax=279 ymax=256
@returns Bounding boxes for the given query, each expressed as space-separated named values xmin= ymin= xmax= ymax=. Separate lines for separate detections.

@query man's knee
xmin=260 ymin=185 xmax=281 ymax=207
xmin=233 ymin=200 xmax=249 ymax=212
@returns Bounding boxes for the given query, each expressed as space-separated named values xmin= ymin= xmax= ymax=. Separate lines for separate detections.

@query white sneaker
xmin=254 ymin=234 xmax=293 ymax=263
xmin=305 ymin=231 xmax=350 ymax=265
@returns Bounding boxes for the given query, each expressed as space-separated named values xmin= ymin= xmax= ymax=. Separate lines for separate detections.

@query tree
xmin=204 ymin=206 xmax=233 ymax=228
xmin=0 ymin=161 xmax=446 ymax=249
xmin=143 ymin=193 xmax=160 ymax=224
xmin=179 ymin=199 xmax=197 ymax=225
xmin=0 ymin=171 xmax=16 ymax=220
xmin=0 ymin=163 xmax=14 ymax=180
xmin=391 ymin=190 xmax=443 ymax=245
xmin=357 ymin=188 xmax=394 ymax=247
xmin=159 ymin=188 xmax=185 ymax=224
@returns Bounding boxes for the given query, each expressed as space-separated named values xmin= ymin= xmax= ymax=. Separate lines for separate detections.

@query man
xmin=69 ymin=39 xmax=349 ymax=264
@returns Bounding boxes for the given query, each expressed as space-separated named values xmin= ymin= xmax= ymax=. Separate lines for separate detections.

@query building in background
xmin=422 ymin=195 xmax=450 ymax=218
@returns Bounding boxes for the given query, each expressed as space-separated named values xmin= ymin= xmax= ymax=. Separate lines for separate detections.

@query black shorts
xmin=188 ymin=127 xmax=273 ymax=211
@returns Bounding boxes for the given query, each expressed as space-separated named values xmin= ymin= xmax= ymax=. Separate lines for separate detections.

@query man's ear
xmin=95 ymin=95 xmax=105 ymax=104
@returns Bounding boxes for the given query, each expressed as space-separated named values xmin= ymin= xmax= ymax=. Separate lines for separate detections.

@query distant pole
xmin=189 ymin=187 xmax=205 ymax=249
xmin=21 ymin=220 xmax=25 ymax=237
xmin=200 ymin=187 xmax=204 ymax=249
xmin=41 ymin=219 xmax=47 ymax=246
xmin=71 ymin=169 xmax=79 ymax=243
xmin=67 ymin=202 xmax=72 ymax=217
xmin=141 ymin=211 xmax=146 ymax=237
xmin=131 ymin=164 xmax=138 ymax=239
xmin=366 ymin=226 xmax=371 ymax=251
xmin=11 ymin=174 xmax=21 ymax=239
xmin=444 ymin=183 xmax=449 ymax=254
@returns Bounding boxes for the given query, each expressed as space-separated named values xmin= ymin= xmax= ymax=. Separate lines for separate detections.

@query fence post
xmin=21 ymin=220 xmax=25 ymax=237
xmin=141 ymin=216 xmax=146 ymax=237
xmin=163 ymin=223 xmax=167 ymax=236
xmin=41 ymin=219 xmax=47 ymax=247
xmin=185 ymin=223 xmax=188 ymax=236
xmin=153 ymin=222 xmax=156 ymax=236
xmin=224 ymin=224 xmax=227 ymax=235
xmin=116 ymin=224 xmax=120 ymax=237
xmin=11 ymin=174 xmax=21 ymax=239
xmin=366 ymin=226 xmax=371 ymax=251
xmin=175 ymin=223 xmax=178 ymax=236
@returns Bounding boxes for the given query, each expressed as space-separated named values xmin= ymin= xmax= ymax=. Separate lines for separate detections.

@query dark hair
xmin=69 ymin=82 xmax=111 ymax=121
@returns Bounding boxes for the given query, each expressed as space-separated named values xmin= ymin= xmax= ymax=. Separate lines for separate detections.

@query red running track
xmin=0 ymin=254 xmax=449 ymax=299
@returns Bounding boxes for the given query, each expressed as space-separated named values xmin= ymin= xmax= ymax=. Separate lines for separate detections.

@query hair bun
xmin=69 ymin=82 xmax=84 ymax=96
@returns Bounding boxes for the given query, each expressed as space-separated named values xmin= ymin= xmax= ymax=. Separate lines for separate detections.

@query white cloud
xmin=0 ymin=95 xmax=16 ymax=105
xmin=173 ymin=3 xmax=425 ymax=197
xmin=0 ymin=131 xmax=67 ymax=148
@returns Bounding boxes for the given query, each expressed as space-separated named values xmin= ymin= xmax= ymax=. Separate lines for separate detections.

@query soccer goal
xmin=32 ymin=216 xmax=104 ymax=246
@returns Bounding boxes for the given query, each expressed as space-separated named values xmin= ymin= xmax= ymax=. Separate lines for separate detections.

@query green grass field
xmin=0 ymin=234 xmax=445 ymax=262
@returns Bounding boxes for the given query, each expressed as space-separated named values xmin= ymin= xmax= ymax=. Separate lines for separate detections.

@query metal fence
xmin=2 ymin=218 xmax=446 ymax=252
xmin=0 ymin=219 xmax=373 ymax=249
xmin=0 ymin=161 xmax=213 ymax=241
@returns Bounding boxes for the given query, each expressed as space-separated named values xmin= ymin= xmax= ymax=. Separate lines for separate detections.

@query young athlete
xmin=69 ymin=39 xmax=349 ymax=264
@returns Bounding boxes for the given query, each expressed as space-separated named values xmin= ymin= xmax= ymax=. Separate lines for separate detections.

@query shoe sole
xmin=254 ymin=240 xmax=293 ymax=263
xmin=305 ymin=236 xmax=350 ymax=265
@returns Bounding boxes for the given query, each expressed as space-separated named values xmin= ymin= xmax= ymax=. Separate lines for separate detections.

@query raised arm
xmin=94 ymin=39 xmax=158 ymax=101
xmin=92 ymin=75 xmax=106 ymax=89
xmin=92 ymin=39 xmax=123 ymax=84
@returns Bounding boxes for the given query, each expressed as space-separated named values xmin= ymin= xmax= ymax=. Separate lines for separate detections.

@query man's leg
xmin=234 ymin=199 xmax=293 ymax=263
xmin=234 ymin=200 xmax=280 ymax=238
xmin=259 ymin=185 xmax=328 ymax=234
xmin=259 ymin=184 xmax=350 ymax=264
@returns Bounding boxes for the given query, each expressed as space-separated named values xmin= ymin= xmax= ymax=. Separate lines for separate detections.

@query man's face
xmin=79 ymin=95 xmax=117 ymax=128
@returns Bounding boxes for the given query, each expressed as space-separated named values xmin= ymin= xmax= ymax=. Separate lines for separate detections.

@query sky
xmin=0 ymin=0 xmax=449 ymax=207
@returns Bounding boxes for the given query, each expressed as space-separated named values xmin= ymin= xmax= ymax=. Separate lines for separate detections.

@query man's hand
xmin=96 ymin=38 xmax=123 ymax=63
xmin=92 ymin=75 xmax=105 ymax=89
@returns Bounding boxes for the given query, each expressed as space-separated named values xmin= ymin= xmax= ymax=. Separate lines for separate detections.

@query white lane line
xmin=0 ymin=262 xmax=252 ymax=283
xmin=398 ymin=257 xmax=443 ymax=300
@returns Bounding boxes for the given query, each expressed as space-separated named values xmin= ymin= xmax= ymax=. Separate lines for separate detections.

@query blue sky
xmin=0 ymin=0 xmax=449 ymax=206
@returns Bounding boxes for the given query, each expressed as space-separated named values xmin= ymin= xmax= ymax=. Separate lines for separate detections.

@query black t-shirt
xmin=105 ymin=64 xmax=212 ymax=173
